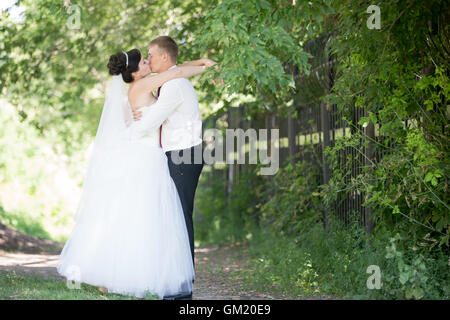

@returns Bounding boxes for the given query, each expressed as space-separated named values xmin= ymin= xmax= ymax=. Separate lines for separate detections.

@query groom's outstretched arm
xmin=130 ymin=80 xmax=183 ymax=136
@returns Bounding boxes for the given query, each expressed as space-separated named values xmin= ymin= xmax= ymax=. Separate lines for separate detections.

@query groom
xmin=131 ymin=36 xmax=204 ymax=300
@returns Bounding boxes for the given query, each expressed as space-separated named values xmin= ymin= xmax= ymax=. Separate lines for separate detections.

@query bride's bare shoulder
xmin=128 ymin=82 xmax=156 ymax=111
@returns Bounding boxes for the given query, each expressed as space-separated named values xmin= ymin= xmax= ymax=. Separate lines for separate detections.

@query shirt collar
xmin=168 ymin=64 xmax=177 ymax=70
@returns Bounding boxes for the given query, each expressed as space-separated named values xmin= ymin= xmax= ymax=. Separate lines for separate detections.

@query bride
xmin=56 ymin=48 xmax=215 ymax=299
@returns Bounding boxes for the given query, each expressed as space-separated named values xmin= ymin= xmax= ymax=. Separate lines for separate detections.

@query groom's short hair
xmin=149 ymin=36 xmax=178 ymax=63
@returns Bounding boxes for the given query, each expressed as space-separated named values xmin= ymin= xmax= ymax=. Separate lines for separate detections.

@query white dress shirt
xmin=129 ymin=65 xmax=203 ymax=152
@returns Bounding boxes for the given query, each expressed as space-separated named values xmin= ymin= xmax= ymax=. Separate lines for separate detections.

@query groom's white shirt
xmin=130 ymin=65 xmax=203 ymax=152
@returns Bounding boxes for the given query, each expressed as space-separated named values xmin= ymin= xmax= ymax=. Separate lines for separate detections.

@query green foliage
xmin=323 ymin=0 xmax=450 ymax=248
xmin=225 ymin=170 xmax=263 ymax=242
xmin=194 ymin=169 xmax=227 ymax=245
xmin=0 ymin=0 xmax=222 ymax=242
xmin=243 ymin=218 xmax=449 ymax=300
xmin=194 ymin=0 xmax=450 ymax=299
xmin=0 ymin=101 xmax=85 ymax=242
xmin=260 ymin=158 xmax=322 ymax=237
xmin=195 ymin=148 xmax=448 ymax=299
xmin=0 ymin=205 xmax=50 ymax=240
xmin=1 ymin=0 xmax=448 ymax=300
xmin=383 ymin=233 xmax=449 ymax=300
xmin=191 ymin=0 xmax=333 ymax=107
xmin=194 ymin=166 xmax=264 ymax=245
xmin=1 ymin=0 xmax=185 ymax=150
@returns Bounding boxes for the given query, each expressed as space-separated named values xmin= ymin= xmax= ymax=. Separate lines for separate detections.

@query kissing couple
xmin=57 ymin=35 xmax=217 ymax=300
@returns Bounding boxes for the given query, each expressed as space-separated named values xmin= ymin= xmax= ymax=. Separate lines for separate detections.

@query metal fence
xmin=200 ymin=34 xmax=391 ymax=232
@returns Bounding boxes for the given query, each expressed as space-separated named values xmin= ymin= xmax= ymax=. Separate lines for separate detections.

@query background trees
xmin=0 ymin=0 xmax=448 ymax=299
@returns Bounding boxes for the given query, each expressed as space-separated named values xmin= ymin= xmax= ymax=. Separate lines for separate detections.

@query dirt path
xmin=0 ymin=243 xmax=286 ymax=300
xmin=0 ymin=224 xmax=335 ymax=300
xmin=191 ymin=244 xmax=282 ymax=300
xmin=0 ymin=247 xmax=262 ymax=299
xmin=0 ymin=243 xmax=339 ymax=300
xmin=1 ymin=222 xmax=279 ymax=299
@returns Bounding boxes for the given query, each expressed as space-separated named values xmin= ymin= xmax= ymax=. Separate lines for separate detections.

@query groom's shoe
xmin=162 ymin=292 xmax=192 ymax=300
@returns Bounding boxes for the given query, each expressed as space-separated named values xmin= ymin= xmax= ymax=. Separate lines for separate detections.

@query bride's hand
xmin=201 ymin=59 xmax=223 ymax=86
xmin=201 ymin=58 xmax=218 ymax=69
xmin=211 ymin=78 xmax=224 ymax=86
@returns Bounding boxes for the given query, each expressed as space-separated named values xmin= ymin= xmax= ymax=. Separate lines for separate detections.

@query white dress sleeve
xmin=129 ymin=80 xmax=183 ymax=137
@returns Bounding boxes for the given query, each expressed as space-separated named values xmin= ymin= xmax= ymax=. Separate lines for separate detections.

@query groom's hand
xmin=132 ymin=108 xmax=143 ymax=121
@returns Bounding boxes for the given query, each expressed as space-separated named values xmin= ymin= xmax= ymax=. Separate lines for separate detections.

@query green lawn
xmin=0 ymin=270 xmax=159 ymax=300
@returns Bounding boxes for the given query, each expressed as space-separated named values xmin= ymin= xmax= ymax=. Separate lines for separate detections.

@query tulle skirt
xmin=56 ymin=140 xmax=194 ymax=299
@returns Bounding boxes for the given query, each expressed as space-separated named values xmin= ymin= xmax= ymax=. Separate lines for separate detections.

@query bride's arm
xmin=179 ymin=58 xmax=216 ymax=67
xmin=134 ymin=62 xmax=216 ymax=94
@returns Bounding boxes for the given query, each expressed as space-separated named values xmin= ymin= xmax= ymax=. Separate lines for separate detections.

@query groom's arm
xmin=129 ymin=80 xmax=183 ymax=135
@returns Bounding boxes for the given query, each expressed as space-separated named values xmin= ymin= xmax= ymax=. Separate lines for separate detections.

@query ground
xmin=0 ymin=223 xmax=336 ymax=300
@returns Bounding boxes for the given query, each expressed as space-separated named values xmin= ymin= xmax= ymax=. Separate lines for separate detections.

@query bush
xmin=244 ymin=217 xmax=449 ymax=299
xmin=194 ymin=166 xmax=263 ymax=245
xmin=260 ymin=158 xmax=323 ymax=237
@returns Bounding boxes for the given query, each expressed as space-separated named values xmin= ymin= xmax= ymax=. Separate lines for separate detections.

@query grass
xmin=0 ymin=206 xmax=52 ymax=241
xmin=0 ymin=270 xmax=159 ymax=300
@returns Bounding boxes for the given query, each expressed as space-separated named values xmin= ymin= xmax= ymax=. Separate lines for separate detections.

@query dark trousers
xmin=165 ymin=143 xmax=204 ymax=269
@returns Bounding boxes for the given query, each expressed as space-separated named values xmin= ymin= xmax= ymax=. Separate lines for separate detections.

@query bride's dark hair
xmin=107 ymin=48 xmax=141 ymax=83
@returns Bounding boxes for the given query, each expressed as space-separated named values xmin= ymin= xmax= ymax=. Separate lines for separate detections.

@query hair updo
xmin=107 ymin=48 xmax=141 ymax=83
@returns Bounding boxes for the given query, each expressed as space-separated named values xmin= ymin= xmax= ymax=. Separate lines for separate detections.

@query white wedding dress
xmin=56 ymin=76 xmax=194 ymax=299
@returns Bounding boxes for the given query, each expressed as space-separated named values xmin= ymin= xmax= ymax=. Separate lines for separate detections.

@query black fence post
xmin=288 ymin=109 xmax=296 ymax=168
xmin=321 ymin=99 xmax=331 ymax=232
xmin=364 ymin=109 xmax=376 ymax=233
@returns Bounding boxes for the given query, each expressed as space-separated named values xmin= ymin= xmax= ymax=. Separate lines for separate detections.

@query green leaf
xmin=424 ymin=172 xmax=433 ymax=183
xmin=431 ymin=177 xmax=438 ymax=187
xmin=392 ymin=205 xmax=400 ymax=215
xmin=399 ymin=273 xmax=409 ymax=285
